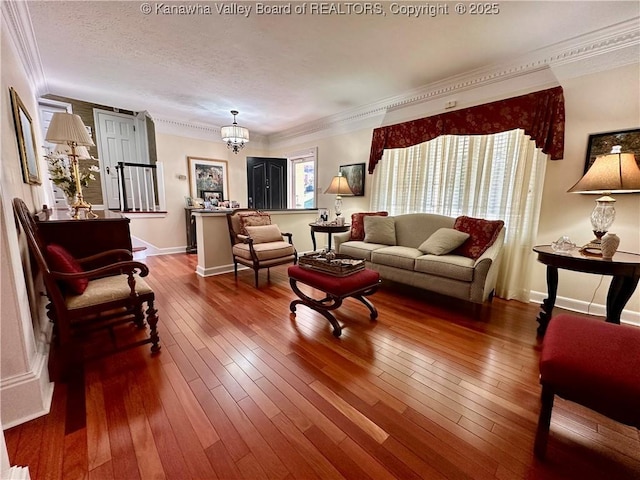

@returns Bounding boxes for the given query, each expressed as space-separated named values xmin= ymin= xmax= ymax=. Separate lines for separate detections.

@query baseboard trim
xmin=529 ymin=290 xmax=640 ymax=327
xmin=195 ymin=264 xmax=246 ymax=277
xmin=0 ymin=351 xmax=54 ymax=429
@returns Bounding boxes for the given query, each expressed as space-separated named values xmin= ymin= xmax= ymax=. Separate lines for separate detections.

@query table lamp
xmin=568 ymin=146 xmax=640 ymax=249
xmin=324 ymin=172 xmax=354 ymax=217
xmin=45 ymin=113 xmax=96 ymax=218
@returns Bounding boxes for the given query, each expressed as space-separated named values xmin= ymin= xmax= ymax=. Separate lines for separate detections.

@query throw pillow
xmin=245 ymin=224 xmax=283 ymax=244
xmin=363 ymin=216 xmax=396 ymax=245
xmin=239 ymin=212 xmax=271 ymax=235
xmin=418 ymin=228 xmax=470 ymax=255
xmin=45 ymin=244 xmax=89 ymax=294
xmin=350 ymin=211 xmax=388 ymax=241
xmin=453 ymin=216 xmax=504 ymax=259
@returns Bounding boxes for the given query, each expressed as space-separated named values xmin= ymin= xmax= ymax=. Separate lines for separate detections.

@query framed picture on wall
xmin=584 ymin=128 xmax=640 ymax=173
xmin=339 ymin=162 xmax=365 ymax=196
xmin=9 ymin=87 xmax=41 ymax=185
xmin=187 ymin=157 xmax=228 ymax=200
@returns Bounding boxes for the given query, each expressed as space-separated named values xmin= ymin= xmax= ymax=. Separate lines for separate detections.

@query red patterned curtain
xmin=368 ymin=86 xmax=565 ymax=173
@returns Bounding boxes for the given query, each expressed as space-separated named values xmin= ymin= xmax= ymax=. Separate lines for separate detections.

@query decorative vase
xmin=601 ymin=233 xmax=620 ymax=260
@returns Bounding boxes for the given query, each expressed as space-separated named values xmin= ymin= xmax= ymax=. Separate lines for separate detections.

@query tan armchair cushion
xmin=245 ymin=224 xmax=283 ymax=243
xmin=65 ymin=274 xmax=153 ymax=310
xmin=232 ymin=242 xmax=295 ymax=261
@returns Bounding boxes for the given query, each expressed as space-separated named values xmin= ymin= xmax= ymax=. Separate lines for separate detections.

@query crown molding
xmin=154 ymin=116 xmax=268 ymax=147
xmin=1 ymin=1 xmax=47 ymax=94
xmin=269 ymin=17 xmax=640 ymax=145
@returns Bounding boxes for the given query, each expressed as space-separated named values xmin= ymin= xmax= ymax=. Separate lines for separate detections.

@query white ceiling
xmin=25 ymin=1 xmax=639 ymax=136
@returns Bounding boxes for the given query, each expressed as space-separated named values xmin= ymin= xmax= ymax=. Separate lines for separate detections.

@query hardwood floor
xmin=6 ymin=253 xmax=640 ymax=479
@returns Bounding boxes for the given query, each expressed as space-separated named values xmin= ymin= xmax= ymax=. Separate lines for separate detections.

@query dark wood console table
xmin=309 ymin=223 xmax=350 ymax=251
xmin=533 ymin=245 xmax=640 ymax=336
xmin=36 ymin=209 xmax=132 ymax=259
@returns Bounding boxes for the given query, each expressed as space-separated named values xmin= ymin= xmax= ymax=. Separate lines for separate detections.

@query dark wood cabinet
xmin=36 ymin=209 xmax=132 ymax=259
xmin=247 ymin=157 xmax=287 ymax=210
xmin=185 ymin=208 xmax=198 ymax=254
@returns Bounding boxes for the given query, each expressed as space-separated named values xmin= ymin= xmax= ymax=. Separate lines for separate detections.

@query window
xmin=371 ymin=130 xmax=547 ymax=301
xmin=288 ymin=147 xmax=317 ymax=209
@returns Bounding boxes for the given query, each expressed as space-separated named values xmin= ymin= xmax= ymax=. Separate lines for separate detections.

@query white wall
xmin=532 ymin=63 xmax=640 ymax=320
xmin=129 ymin=131 xmax=269 ymax=251
xmin=0 ymin=13 xmax=54 ymax=449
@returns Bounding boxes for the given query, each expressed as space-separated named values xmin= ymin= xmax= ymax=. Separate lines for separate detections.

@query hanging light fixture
xmin=220 ymin=110 xmax=249 ymax=154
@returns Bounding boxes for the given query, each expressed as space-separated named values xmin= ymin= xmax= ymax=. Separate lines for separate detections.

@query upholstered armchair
xmin=226 ymin=209 xmax=297 ymax=287
xmin=12 ymin=198 xmax=160 ymax=380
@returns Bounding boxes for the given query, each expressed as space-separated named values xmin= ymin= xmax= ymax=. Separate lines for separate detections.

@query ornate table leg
xmin=606 ymin=275 xmax=639 ymax=324
xmin=327 ymin=232 xmax=333 ymax=251
xmin=537 ymin=266 xmax=558 ymax=336
xmin=310 ymin=229 xmax=317 ymax=251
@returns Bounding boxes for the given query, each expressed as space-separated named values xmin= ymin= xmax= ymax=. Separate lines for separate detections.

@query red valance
xmin=368 ymin=86 xmax=565 ymax=173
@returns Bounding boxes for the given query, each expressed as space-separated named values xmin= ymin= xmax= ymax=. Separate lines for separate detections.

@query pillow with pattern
xmin=239 ymin=212 xmax=271 ymax=235
xmin=453 ymin=216 xmax=504 ymax=259
xmin=350 ymin=211 xmax=388 ymax=241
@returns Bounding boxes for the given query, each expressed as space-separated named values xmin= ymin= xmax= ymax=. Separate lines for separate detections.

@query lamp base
xmin=71 ymin=199 xmax=98 ymax=219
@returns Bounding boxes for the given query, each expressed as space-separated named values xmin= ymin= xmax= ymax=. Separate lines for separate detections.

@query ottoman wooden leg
xmin=534 ymin=385 xmax=555 ymax=459
xmin=289 ymin=279 xmax=344 ymax=337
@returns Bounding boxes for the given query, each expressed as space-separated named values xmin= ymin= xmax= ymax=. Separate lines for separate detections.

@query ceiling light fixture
xmin=220 ymin=110 xmax=249 ymax=154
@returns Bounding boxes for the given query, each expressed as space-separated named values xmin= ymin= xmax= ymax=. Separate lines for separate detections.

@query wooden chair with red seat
xmin=12 ymin=198 xmax=160 ymax=380
xmin=226 ymin=208 xmax=297 ymax=287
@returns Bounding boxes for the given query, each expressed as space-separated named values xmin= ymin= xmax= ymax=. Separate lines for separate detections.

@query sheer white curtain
xmin=370 ymin=129 xmax=547 ymax=301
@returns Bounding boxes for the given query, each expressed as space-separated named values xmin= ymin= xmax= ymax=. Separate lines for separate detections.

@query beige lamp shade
xmin=568 ymin=153 xmax=640 ymax=194
xmin=324 ymin=173 xmax=354 ymax=196
xmin=54 ymin=144 xmax=92 ymax=159
xmin=45 ymin=112 xmax=95 ymax=147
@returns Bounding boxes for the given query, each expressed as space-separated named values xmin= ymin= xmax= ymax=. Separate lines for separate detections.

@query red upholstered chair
xmin=534 ymin=314 xmax=640 ymax=459
xmin=12 ymin=198 xmax=160 ymax=380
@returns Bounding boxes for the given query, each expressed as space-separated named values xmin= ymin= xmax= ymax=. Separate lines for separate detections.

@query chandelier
xmin=220 ymin=110 xmax=249 ymax=154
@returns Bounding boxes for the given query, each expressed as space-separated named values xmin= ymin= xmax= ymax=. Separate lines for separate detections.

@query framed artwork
xmin=584 ymin=128 xmax=640 ymax=173
xmin=187 ymin=157 xmax=228 ymax=200
xmin=201 ymin=190 xmax=222 ymax=204
xmin=339 ymin=162 xmax=365 ymax=196
xmin=10 ymin=87 xmax=41 ymax=184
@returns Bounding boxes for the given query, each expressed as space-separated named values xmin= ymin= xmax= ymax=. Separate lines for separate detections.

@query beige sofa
xmin=334 ymin=213 xmax=505 ymax=304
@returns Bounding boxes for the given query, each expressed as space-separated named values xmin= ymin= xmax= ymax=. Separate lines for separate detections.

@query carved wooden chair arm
xmin=75 ymin=248 xmax=133 ymax=266
xmin=282 ymin=232 xmax=293 ymax=244
xmin=50 ymin=260 xmax=150 ymax=282
xmin=237 ymin=234 xmax=254 ymax=245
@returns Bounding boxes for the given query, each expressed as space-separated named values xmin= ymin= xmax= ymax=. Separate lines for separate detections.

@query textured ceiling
xmin=26 ymin=1 xmax=639 ymax=135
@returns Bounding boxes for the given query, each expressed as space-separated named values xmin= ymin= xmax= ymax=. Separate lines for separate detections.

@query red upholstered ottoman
xmin=534 ymin=314 xmax=640 ymax=459
xmin=288 ymin=265 xmax=381 ymax=337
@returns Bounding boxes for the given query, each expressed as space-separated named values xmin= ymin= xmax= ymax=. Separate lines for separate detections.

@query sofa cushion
xmin=364 ymin=216 xmax=396 ymax=245
xmin=239 ymin=212 xmax=271 ymax=235
xmin=350 ymin=211 xmax=388 ymax=241
xmin=418 ymin=228 xmax=470 ymax=255
xmin=46 ymin=244 xmax=89 ymax=294
xmin=339 ymin=241 xmax=387 ymax=261
xmin=414 ymin=254 xmax=476 ymax=282
xmin=453 ymin=216 xmax=504 ymax=259
xmin=371 ymin=246 xmax=422 ymax=270
xmin=245 ymin=224 xmax=282 ymax=243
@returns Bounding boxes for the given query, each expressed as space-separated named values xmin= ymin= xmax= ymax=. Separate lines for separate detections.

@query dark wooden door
xmin=247 ymin=157 xmax=287 ymax=209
